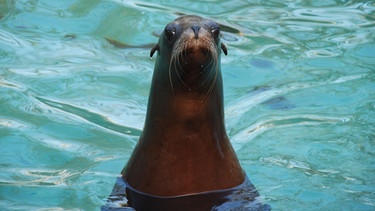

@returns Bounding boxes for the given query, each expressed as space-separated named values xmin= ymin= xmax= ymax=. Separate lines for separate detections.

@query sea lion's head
xmin=151 ymin=15 xmax=227 ymax=95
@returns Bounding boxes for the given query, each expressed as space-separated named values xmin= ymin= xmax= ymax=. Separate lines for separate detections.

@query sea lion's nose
xmin=191 ymin=25 xmax=201 ymax=39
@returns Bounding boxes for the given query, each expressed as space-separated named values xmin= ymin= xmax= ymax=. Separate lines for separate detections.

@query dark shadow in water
xmin=262 ymin=96 xmax=296 ymax=110
xmin=101 ymin=177 xmax=271 ymax=211
xmin=247 ymin=86 xmax=296 ymax=110
xmin=105 ymin=37 xmax=156 ymax=49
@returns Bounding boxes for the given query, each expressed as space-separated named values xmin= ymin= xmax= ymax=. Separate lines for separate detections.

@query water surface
xmin=0 ymin=0 xmax=374 ymax=210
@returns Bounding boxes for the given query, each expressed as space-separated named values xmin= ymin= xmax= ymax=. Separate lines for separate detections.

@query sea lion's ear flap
xmin=150 ymin=45 xmax=160 ymax=58
xmin=221 ymin=43 xmax=228 ymax=56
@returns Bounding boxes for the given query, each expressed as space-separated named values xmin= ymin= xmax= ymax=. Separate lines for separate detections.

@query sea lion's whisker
xmin=169 ymin=60 xmax=175 ymax=95
xmin=200 ymin=55 xmax=214 ymax=86
xmin=175 ymin=62 xmax=188 ymax=87
xmin=201 ymin=44 xmax=217 ymax=84
xmin=182 ymin=41 xmax=188 ymax=64
xmin=203 ymin=45 xmax=219 ymax=100
xmin=204 ymin=62 xmax=219 ymax=100
xmin=171 ymin=41 xmax=189 ymax=88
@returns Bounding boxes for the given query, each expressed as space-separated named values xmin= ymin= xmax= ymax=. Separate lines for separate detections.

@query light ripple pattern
xmin=0 ymin=0 xmax=374 ymax=210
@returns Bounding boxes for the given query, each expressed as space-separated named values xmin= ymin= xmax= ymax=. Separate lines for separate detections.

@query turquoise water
xmin=0 ymin=0 xmax=374 ymax=210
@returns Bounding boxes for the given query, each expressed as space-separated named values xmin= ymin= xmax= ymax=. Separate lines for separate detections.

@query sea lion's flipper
xmin=221 ymin=43 xmax=228 ymax=55
xmin=150 ymin=45 xmax=160 ymax=58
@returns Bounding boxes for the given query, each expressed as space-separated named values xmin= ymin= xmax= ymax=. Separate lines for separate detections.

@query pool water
xmin=0 ymin=0 xmax=374 ymax=210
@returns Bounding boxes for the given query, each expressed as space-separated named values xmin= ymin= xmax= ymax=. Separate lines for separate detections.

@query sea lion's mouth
xmin=182 ymin=48 xmax=211 ymax=66
xmin=171 ymin=42 xmax=216 ymax=78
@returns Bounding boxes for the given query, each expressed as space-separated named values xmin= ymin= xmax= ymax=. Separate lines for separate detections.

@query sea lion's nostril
xmin=191 ymin=25 xmax=201 ymax=39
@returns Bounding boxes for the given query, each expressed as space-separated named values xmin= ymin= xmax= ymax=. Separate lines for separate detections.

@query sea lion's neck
xmin=142 ymin=69 xmax=226 ymax=144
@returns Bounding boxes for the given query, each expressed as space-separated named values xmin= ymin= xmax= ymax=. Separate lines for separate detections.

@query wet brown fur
xmin=122 ymin=15 xmax=245 ymax=196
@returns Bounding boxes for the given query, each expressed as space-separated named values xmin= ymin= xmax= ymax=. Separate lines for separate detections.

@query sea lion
xmin=117 ymin=15 xmax=266 ymax=210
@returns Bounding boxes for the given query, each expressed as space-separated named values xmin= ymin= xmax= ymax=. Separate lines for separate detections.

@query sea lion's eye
xmin=165 ymin=28 xmax=176 ymax=41
xmin=211 ymin=27 xmax=220 ymax=38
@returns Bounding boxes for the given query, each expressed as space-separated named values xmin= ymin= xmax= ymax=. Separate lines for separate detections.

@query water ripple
xmin=34 ymin=96 xmax=142 ymax=138
xmin=0 ymin=168 xmax=79 ymax=186
xmin=231 ymin=114 xmax=351 ymax=151
xmin=1 ymin=0 xmax=374 ymax=210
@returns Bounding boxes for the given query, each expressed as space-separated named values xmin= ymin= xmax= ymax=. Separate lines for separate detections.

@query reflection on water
xmin=0 ymin=0 xmax=374 ymax=210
